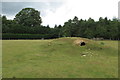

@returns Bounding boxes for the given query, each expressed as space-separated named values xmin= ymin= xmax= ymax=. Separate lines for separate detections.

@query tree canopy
xmin=14 ymin=8 xmax=42 ymax=27
xmin=2 ymin=8 xmax=120 ymax=40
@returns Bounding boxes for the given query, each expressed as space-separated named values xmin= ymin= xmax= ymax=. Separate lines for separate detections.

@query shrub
xmin=100 ymin=42 xmax=105 ymax=45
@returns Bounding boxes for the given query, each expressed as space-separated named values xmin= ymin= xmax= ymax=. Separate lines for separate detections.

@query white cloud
xmin=1 ymin=14 xmax=15 ymax=20
xmin=42 ymin=0 xmax=119 ymax=27
xmin=1 ymin=0 xmax=63 ymax=2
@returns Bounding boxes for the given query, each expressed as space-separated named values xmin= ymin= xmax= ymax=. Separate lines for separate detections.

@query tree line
xmin=1 ymin=8 xmax=120 ymax=40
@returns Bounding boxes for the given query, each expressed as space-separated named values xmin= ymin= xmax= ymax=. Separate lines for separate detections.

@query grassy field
xmin=2 ymin=37 xmax=118 ymax=78
xmin=0 ymin=40 xmax=2 ymax=79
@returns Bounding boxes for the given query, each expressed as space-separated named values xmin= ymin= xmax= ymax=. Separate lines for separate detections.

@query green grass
xmin=2 ymin=37 xmax=118 ymax=78
xmin=0 ymin=40 xmax=2 ymax=79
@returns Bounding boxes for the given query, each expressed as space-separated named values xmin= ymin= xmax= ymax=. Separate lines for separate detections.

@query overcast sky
xmin=1 ymin=0 xmax=119 ymax=27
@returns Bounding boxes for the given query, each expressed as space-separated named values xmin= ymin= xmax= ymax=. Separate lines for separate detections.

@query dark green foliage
xmin=63 ymin=16 xmax=119 ymax=40
xmin=100 ymin=42 xmax=105 ymax=45
xmin=1 ymin=8 xmax=120 ymax=40
xmin=2 ymin=33 xmax=55 ymax=39
xmin=53 ymin=25 xmax=63 ymax=38
xmin=14 ymin=8 xmax=42 ymax=27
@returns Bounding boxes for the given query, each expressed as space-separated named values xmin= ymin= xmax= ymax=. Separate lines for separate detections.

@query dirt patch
xmin=74 ymin=39 xmax=88 ymax=46
xmin=74 ymin=39 xmax=86 ymax=45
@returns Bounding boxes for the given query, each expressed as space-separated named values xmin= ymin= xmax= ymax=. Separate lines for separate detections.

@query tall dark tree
xmin=63 ymin=19 xmax=72 ymax=37
xmin=2 ymin=16 xmax=9 ymax=33
xmin=14 ymin=8 xmax=42 ymax=27
xmin=71 ymin=16 xmax=79 ymax=36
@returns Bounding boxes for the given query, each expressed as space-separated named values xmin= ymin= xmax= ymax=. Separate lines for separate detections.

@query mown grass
xmin=0 ymin=40 xmax=2 ymax=79
xmin=2 ymin=37 xmax=118 ymax=78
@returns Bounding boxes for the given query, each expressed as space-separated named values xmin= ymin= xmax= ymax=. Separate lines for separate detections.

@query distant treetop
xmin=14 ymin=8 xmax=42 ymax=27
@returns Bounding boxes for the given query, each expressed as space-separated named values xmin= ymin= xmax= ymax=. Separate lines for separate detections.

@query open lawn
xmin=0 ymin=40 xmax=2 ymax=79
xmin=2 ymin=37 xmax=118 ymax=78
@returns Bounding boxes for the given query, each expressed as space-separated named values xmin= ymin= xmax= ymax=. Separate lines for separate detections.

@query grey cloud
xmin=2 ymin=2 xmax=64 ymax=18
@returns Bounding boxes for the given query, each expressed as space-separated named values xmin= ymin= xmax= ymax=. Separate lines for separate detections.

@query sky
xmin=1 ymin=0 xmax=120 ymax=27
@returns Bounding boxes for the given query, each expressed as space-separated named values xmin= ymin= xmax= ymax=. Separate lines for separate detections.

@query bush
xmin=100 ymin=42 xmax=105 ymax=45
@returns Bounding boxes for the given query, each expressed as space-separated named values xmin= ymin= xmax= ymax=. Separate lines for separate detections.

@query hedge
xmin=2 ymin=33 xmax=58 ymax=39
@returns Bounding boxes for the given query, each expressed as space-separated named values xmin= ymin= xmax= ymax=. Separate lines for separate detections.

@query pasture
xmin=2 ymin=37 xmax=118 ymax=78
